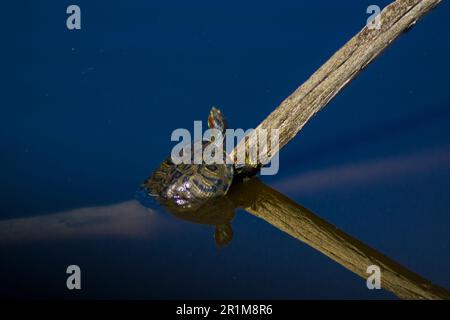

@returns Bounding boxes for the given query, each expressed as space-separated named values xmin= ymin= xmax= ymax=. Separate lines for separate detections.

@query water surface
xmin=2 ymin=0 xmax=450 ymax=299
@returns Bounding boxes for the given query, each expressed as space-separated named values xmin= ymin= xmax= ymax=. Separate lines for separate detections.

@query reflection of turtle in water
xmin=162 ymin=195 xmax=236 ymax=247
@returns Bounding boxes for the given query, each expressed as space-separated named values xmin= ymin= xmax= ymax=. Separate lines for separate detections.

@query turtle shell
xmin=143 ymin=140 xmax=234 ymax=209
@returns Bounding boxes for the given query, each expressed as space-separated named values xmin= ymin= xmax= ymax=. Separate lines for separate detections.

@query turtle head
xmin=208 ymin=106 xmax=227 ymax=135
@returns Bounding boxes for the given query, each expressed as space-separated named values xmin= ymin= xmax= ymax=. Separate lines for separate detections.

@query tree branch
xmin=230 ymin=0 xmax=442 ymax=164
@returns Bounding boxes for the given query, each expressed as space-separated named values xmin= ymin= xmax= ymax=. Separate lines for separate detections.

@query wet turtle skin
xmin=144 ymin=140 xmax=234 ymax=209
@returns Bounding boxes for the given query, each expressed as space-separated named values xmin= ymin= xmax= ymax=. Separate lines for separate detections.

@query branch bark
xmin=230 ymin=0 xmax=441 ymax=164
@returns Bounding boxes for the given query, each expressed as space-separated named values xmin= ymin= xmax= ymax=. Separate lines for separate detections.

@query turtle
xmin=142 ymin=107 xmax=235 ymax=210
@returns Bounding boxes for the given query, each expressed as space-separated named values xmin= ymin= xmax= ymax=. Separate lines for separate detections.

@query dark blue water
xmin=1 ymin=0 xmax=450 ymax=299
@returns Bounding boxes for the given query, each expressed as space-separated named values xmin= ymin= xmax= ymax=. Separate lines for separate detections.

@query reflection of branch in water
xmin=226 ymin=178 xmax=450 ymax=300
